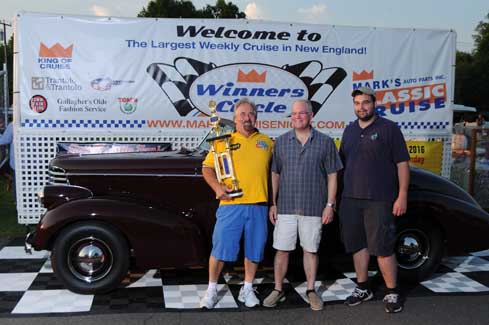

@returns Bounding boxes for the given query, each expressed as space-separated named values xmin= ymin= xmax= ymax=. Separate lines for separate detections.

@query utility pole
xmin=0 ymin=19 xmax=11 ymax=124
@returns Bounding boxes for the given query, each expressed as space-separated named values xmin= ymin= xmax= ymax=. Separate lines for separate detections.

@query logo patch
xmin=29 ymin=95 xmax=48 ymax=113
xmin=31 ymin=77 xmax=45 ymax=90
xmin=38 ymin=42 xmax=73 ymax=70
xmin=91 ymin=78 xmax=135 ymax=91
xmin=118 ymin=97 xmax=138 ymax=114
xmin=230 ymin=143 xmax=241 ymax=150
xmin=256 ymin=140 xmax=269 ymax=149
xmin=39 ymin=43 xmax=73 ymax=57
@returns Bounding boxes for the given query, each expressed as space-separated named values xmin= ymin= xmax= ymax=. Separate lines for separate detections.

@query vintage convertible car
xmin=25 ymin=124 xmax=489 ymax=294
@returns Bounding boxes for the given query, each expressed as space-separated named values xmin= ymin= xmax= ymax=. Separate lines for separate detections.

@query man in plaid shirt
xmin=263 ymin=99 xmax=342 ymax=311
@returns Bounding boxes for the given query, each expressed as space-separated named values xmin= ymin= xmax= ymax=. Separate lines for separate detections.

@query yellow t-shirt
xmin=203 ymin=131 xmax=273 ymax=205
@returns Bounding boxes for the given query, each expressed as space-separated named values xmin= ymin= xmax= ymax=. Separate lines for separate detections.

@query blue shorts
xmin=211 ymin=204 xmax=268 ymax=263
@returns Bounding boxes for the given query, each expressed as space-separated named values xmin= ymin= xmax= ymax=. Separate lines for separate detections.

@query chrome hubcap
xmin=68 ymin=237 xmax=113 ymax=283
xmin=396 ymin=229 xmax=430 ymax=270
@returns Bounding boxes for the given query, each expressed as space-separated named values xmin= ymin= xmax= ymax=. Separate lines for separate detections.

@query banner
xmin=334 ymin=139 xmax=443 ymax=174
xmin=16 ymin=12 xmax=455 ymax=134
xmin=405 ymin=140 xmax=443 ymax=174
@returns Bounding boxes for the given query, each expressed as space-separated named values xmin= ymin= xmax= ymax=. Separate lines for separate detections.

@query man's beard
xmin=356 ymin=111 xmax=375 ymax=122
xmin=241 ymin=121 xmax=255 ymax=131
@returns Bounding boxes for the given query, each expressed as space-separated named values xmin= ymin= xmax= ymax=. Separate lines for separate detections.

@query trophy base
xmin=228 ymin=189 xmax=243 ymax=198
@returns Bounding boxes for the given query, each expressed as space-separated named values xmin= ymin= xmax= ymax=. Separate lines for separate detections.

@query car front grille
xmin=48 ymin=165 xmax=68 ymax=184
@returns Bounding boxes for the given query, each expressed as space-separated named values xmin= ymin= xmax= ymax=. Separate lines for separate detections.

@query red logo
xmin=29 ymin=95 xmax=48 ymax=113
xmin=352 ymin=70 xmax=374 ymax=81
xmin=39 ymin=43 xmax=74 ymax=58
xmin=237 ymin=69 xmax=267 ymax=83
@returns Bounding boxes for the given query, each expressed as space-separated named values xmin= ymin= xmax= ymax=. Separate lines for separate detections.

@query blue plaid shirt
xmin=271 ymin=128 xmax=343 ymax=217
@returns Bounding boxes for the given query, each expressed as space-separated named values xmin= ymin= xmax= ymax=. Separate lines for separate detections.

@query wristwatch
xmin=326 ymin=202 xmax=336 ymax=209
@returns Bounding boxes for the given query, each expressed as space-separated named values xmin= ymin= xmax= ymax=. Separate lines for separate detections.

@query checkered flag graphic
xmin=147 ymin=58 xmax=346 ymax=117
xmin=147 ymin=58 xmax=216 ymax=116
xmin=282 ymin=60 xmax=347 ymax=115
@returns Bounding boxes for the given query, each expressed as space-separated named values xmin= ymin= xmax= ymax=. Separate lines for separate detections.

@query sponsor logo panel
xmin=118 ymin=97 xmax=138 ymax=114
xmin=37 ymin=42 xmax=74 ymax=70
xmin=31 ymin=76 xmax=82 ymax=91
xmin=91 ymin=78 xmax=135 ymax=91
xmin=31 ymin=77 xmax=44 ymax=90
xmin=57 ymin=98 xmax=108 ymax=113
xmin=189 ymin=65 xmax=305 ymax=115
xmin=352 ymin=69 xmax=448 ymax=117
xmin=146 ymin=58 xmax=346 ymax=118
xmin=29 ymin=95 xmax=48 ymax=113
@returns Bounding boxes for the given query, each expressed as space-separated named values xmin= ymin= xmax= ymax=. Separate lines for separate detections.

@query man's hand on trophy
xmin=215 ymin=184 xmax=233 ymax=200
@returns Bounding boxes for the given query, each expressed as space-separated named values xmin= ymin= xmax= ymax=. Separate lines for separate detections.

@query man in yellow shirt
xmin=200 ymin=98 xmax=273 ymax=309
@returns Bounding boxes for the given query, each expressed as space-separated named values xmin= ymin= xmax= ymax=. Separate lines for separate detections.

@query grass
xmin=0 ymin=176 xmax=28 ymax=238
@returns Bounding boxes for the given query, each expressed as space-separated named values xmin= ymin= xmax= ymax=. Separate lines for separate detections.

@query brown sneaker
xmin=306 ymin=289 xmax=324 ymax=311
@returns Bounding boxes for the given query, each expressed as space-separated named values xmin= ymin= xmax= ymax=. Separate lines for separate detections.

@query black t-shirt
xmin=339 ymin=116 xmax=410 ymax=202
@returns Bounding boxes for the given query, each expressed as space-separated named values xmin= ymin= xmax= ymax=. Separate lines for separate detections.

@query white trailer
xmin=13 ymin=12 xmax=456 ymax=223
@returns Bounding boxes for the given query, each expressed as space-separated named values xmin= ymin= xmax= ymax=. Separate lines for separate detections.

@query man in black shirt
xmin=339 ymin=86 xmax=410 ymax=313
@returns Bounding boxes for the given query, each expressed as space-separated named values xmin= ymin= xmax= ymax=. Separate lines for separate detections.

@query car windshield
xmin=197 ymin=119 xmax=235 ymax=152
xmin=56 ymin=142 xmax=172 ymax=156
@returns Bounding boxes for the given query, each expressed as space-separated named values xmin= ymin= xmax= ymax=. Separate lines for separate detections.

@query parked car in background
xmin=26 ymin=122 xmax=489 ymax=294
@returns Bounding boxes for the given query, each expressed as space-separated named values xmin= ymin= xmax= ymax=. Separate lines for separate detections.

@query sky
xmin=0 ymin=0 xmax=488 ymax=52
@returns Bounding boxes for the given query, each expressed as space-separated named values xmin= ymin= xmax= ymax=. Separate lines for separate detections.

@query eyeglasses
xmin=291 ymin=111 xmax=311 ymax=116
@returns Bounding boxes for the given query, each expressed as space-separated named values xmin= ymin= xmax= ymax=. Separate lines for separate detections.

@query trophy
xmin=206 ymin=100 xmax=243 ymax=198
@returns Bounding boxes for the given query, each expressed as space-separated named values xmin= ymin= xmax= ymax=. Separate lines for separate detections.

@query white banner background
xmin=16 ymin=12 xmax=456 ymax=135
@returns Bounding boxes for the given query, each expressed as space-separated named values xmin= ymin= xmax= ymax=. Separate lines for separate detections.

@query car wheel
xmin=52 ymin=222 xmax=129 ymax=294
xmin=395 ymin=217 xmax=444 ymax=282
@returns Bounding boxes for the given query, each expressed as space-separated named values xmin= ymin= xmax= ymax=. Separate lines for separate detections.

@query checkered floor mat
xmin=1 ymin=245 xmax=489 ymax=315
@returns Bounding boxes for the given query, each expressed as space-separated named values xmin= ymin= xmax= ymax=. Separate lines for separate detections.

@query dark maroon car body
xmin=26 ymin=137 xmax=489 ymax=294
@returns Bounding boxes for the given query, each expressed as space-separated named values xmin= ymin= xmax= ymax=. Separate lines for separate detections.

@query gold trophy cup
xmin=206 ymin=100 xmax=243 ymax=198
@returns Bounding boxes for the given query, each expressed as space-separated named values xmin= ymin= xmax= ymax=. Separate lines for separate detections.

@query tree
xmin=138 ymin=0 xmax=200 ymax=18
xmin=200 ymin=0 xmax=246 ymax=18
xmin=473 ymin=13 xmax=489 ymax=63
xmin=455 ymin=12 xmax=489 ymax=112
xmin=138 ymin=0 xmax=245 ymax=18
xmin=454 ymin=51 xmax=476 ymax=107
xmin=472 ymin=13 xmax=489 ymax=113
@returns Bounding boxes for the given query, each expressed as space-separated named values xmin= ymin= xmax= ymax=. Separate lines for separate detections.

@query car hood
xmin=50 ymin=149 xmax=207 ymax=175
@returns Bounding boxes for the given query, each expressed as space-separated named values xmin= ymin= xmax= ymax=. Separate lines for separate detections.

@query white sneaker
xmin=238 ymin=286 xmax=260 ymax=307
xmin=200 ymin=289 xmax=218 ymax=309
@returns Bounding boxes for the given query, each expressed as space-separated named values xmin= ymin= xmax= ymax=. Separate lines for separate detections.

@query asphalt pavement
xmin=0 ymin=295 xmax=488 ymax=325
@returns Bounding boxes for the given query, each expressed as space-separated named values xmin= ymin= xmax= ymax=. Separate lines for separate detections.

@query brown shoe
xmin=306 ymin=289 xmax=324 ymax=311
xmin=263 ymin=289 xmax=286 ymax=307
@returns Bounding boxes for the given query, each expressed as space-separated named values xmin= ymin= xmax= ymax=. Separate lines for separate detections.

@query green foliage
xmin=200 ymin=0 xmax=246 ymax=18
xmin=455 ymin=51 xmax=477 ymax=107
xmin=455 ymin=12 xmax=489 ymax=112
xmin=0 ymin=176 xmax=25 ymax=238
xmin=473 ymin=13 xmax=489 ymax=63
xmin=138 ymin=0 xmax=199 ymax=18
xmin=138 ymin=0 xmax=245 ymax=18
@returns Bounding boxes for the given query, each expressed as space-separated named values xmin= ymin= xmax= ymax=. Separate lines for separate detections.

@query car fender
xmin=407 ymin=190 xmax=489 ymax=254
xmin=35 ymin=198 xmax=208 ymax=269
